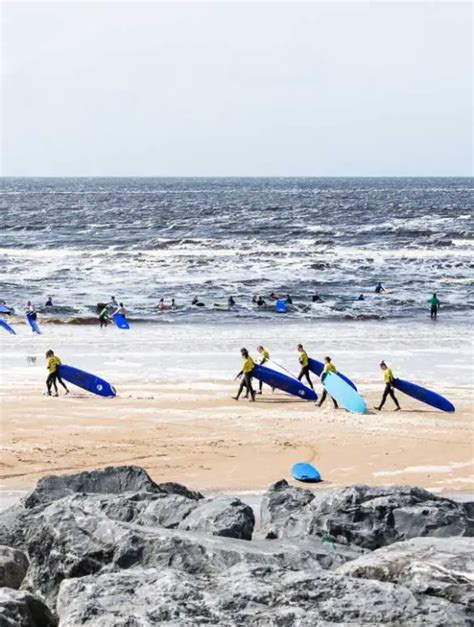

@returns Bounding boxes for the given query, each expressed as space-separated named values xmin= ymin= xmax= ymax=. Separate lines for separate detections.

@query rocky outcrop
xmin=178 ymin=496 xmax=255 ymax=540
xmin=337 ymin=536 xmax=474 ymax=608
xmin=0 ymin=588 xmax=57 ymax=626
xmin=261 ymin=481 xmax=473 ymax=549
xmin=56 ymin=563 xmax=470 ymax=626
xmin=0 ymin=545 xmax=29 ymax=589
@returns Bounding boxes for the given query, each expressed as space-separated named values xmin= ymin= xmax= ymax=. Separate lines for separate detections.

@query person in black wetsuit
xmin=375 ymin=361 xmax=401 ymax=411
xmin=286 ymin=294 xmax=293 ymax=305
xmin=233 ymin=348 xmax=256 ymax=402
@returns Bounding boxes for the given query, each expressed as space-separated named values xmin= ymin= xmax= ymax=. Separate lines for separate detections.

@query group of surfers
xmin=234 ymin=345 xmax=401 ymax=411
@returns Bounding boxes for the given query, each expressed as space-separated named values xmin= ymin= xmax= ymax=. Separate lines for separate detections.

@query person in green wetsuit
xmin=375 ymin=361 xmax=401 ymax=411
xmin=317 ymin=356 xmax=339 ymax=408
xmin=233 ymin=348 xmax=256 ymax=402
xmin=428 ymin=293 xmax=440 ymax=319
xmin=99 ymin=306 xmax=109 ymax=328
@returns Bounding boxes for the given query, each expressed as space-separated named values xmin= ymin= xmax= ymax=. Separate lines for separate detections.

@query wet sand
xmin=1 ymin=381 xmax=472 ymax=496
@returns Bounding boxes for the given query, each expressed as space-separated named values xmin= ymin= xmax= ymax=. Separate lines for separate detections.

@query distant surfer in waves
xmin=297 ymin=344 xmax=314 ymax=390
xmin=233 ymin=348 xmax=256 ymax=402
xmin=45 ymin=295 xmax=53 ymax=307
xmin=228 ymin=296 xmax=236 ymax=308
xmin=375 ymin=361 xmax=401 ymax=411
xmin=286 ymin=294 xmax=293 ymax=305
xmin=375 ymin=282 xmax=386 ymax=294
xmin=158 ymin=298 xmax=165 ymax=311
xmin=317 ymin=356 xmax=339 ymax=408
xmin=45 ymin=349 xmax=69 ymax=397
xmin=25 ymin=301 xmax=37 ymax=321
xmin=312 ymin=293 xmax=323 ymax=303
xmin=171 ymin=298 xmax=176 ymax=310
xmin=192 ymin=297 xmax=205 ymax=307
xmin=428 ymin=293 xmax=440 ymax=319
xmin=253 ymin=295 xmax=266 ymax=307
xmin=357 ymin=294 xmax=365 ymax=301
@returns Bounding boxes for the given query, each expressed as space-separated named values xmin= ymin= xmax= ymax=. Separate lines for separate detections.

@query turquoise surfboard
xmin=308 ymin=358 xmax=357 ymax=391
xmin=0 ymin=318 xmax=16 ymax=335
xmin=322 ymin=372 xmax=366 ymax=414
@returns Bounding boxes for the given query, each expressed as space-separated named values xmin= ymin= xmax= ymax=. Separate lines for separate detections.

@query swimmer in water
xmin=256 ymin=296 xmax=266 ymax=307
xmin=375 ymin=282 xmax=386 ymax=294
xmin=312 ymin=293 xmax=323 ymax=303
xmin=45 ymin=295 xmax=53 ymax=307
xmin=158 ymin=298 xmax=165 ymax=311
xmin=357 ymin=294 xmax=365 ymax=301
xmin=192 ymin=297 xmax=205 ymax=307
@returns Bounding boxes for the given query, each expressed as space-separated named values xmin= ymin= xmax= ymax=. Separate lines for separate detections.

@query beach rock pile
xmin=0 ymin=466 xmax=472 ymax=625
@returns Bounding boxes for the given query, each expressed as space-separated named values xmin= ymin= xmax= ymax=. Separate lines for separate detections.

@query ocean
xmin=1 ymin=177 xmax=473 ymax=322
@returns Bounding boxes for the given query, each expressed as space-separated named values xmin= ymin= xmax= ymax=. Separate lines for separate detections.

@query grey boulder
xmin=337 ymin=536 xmax=474 ymax=608
xmin=178 ymin=496 xmax=255 ymax=540
xmin=261 ymin=481 xmax=473 ymax=549
xmin=0 ymin=545 xmax=29 ymax=589
xmin=56 ymin=562 xmax=471 ymax=626
xmin=0 ymin=587 xmax=57 ymax=626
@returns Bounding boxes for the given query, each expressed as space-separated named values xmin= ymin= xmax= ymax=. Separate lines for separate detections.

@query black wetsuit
xmin=379 ymin=383 xmax=400 ymax=409
xmin=318 ymin=388 xmax=338 ymax=408
xmin=236 ymin=373 xmax=255 ymax=401
xmin=298 ymin=366 xmax=314 ymax=390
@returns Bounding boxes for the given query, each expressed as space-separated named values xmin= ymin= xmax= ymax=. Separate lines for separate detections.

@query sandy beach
xmin=1 ymin=378 xmax=472 ymax=496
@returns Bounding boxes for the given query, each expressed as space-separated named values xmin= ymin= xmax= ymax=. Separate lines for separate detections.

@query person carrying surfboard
xmin=375 ymin=361 xmax=401 ymax=411
xmin=297 ymin=344 xmax=314 ymax=390
xmin=428 ymin=293 xmax=440 ymax=320
xmin=25 ymin=301 xmax=37 ymax=321
xmin=114 ymin=303 xmax=127 ymax=318
xmin=317 ymin=356 xmax=339 ymax=408
xmin=45 ymin=350 xmax=69 ymax=397
xmin=255 ymin=345 xmax=270 ymax=395
xmin=233 ymin=348 xmax=256 ymax=402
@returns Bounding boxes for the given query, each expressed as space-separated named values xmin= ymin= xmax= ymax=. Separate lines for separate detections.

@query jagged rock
xmin=337 ymin=536 xmax=474 ymax=608
xmin=23 ymin=465 xmax=202 ymax=508
xmin=0 ymin=545 xmax=29 ymax=589
xmin=178 ymin=496 xmax=255 ymax=540
xmin=56 ymin=563 xmax=471 ymax=626
xmin=261 ymin=482 xmax=474 ymax=549
xmin=0 ymin=588 xmax=57 ymax=626
xmin=22 ymin=495 xmax=358 ymax=609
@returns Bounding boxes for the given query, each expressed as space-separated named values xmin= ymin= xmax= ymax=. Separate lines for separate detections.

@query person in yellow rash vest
xmin=317 ymin=356 xmax=339 ymax=408
xmin=45 ymin=349 xmax=69 ymax=397
xmin=256 ymin=345 xmax=270 ymax=395
xmin=233 ymin=348 xmax=256 ymax=402
xmin=297 ymin=344 xmax=314 ymax=390
xmin=375 ymin=361 xmax=401 ymax=411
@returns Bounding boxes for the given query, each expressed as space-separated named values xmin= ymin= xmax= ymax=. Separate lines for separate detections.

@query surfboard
xmin=275 ymin=299 xmax=288 ymax=313
xmin=291 ymin=462 xmax=321 ymax=482
xmin=308 ymin=358 xmax=357 ymax=391
xmin=0 ymin=304 xmax=13 ymax=314
xmin=112 ymin=313 xmax=130 ymax=330
xmin=57 ymin=364 xmax=116 ymax=398
xmin=26 ymin=314 xmax=41 ymax=334
xmin=321 ymin=371 xmax=366 ymax=414
xmin=252 ymin=364 xmax=317 ymax=401
xmin=393 ymin=378 xmax=454 ymax=413
xmin=0 ymin=318 xmax=16 ymax=335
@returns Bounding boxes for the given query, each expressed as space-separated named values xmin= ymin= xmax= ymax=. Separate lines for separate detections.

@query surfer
xmin=45 ymin=295 xmax=53 ymax=307
xmin=228 ymin=296 xmax=236 ymax=308
xmin=428 ymin=293 xmax=440 ymax=319
xmin=375 ymin=361 xmax=401 ymax=411
xmin=317 ymin=356 xmax=339 ymax=408
xmin=269 ymin=292 xmax=278 ymax=301
xmin=256 ymin=296 xmax=266 ymax=307
xmin=286 ymin=294 xmax=293 ymax=305
xmin=375 ymin=282 xmax=386 ymax=294
xmin=108 ymin=296 xmax=118 ymax=312
xmin=312 ymin=293 xmax=323 ymax=303
xmin=256 ymin=345 xmax=270 ymax=395
xmin=233 ymin=348 xmax=256 ymax=402
xmin=25 ymin=301 xmax=37 ymax=321
xmin=297 ymin=344 xmax=314 ymax=390
xmin=192 ymin=297 xmax=205 ymax=307
xmin=158 ymin=298 xmax=165 ymax=311
xmin=45 ymin=350 xmax=69 ymax=396
xmin=357 ymin=294 xmax=365 ymax=301
xmin=114 ymin=303 xmax=127 ymax=318
xmin=99 ymin=305 xmax=109 ymax=328
xmin=171 ymin=298 xmax=176 ymax=310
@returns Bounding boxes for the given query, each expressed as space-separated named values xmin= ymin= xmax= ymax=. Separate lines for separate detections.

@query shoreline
xmin=1 ymin=380 xmax=472 ymax=496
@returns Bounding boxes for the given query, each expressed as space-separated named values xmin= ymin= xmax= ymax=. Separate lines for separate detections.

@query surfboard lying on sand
xmin=308 ymin=358 xmax=357 ymax=390
xmin=0 ymin=318 xmax=16 ymax=335
xmin=26 ymin=314 xmax=41 ymax=334
xmin=291 ymin=462 xmax=321 ymax=482
xmin=393 ymin=378 xmax=454 ymax=413
xmin=321 ymin=372 xmax=366 ymax=414
xmin=112 ymin=313 xmax=130 ymax=330
xmin=57 ymin=364 xmax=116 ymax=397
xmin=252 ymin=364 xmax=317 ymax=401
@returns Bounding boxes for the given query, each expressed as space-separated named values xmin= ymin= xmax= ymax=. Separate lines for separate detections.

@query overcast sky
xmin=1 ymin=1 xmax=472 ymax=176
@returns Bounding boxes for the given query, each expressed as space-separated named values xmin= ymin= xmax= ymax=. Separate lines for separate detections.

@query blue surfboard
xmin=26 ymin=314 xmax=41 ymax=334
xmin=275 ymin=299 xmax=288 ymax=313
xmin=292 ymin=462 xmax=321 ymax=482
xmin=321 ymin=371 xmax=366 ymax=414
xmin=308 ymin=358 xmax=357 ymax=391
xmin=0 ymin=318 xmax=16 ymax=335
xmin=57 ymin=364 xmax=116 ymax=398
xmin=112 ymin=313 xmax=130 ymax=330
xmin=393 ymin=378 xmax=454 ymax=413
xmin=0 ymin=304 xmax=13 ymax=314
xmin=252 ymin=364 xmax=317 ymax=401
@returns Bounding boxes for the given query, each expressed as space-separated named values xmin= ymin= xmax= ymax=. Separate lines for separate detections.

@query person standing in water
xmin=45 ymin=295 xmax=53 ymax=307
xmin=108 ymin=296 xmax=118 ymax=312
xmin=157 ymin=298 xmax=165 ymax=311
xmin=114 ymin=302 xmax=127 ymax=318
xmin=45 ymin=349 xmax=69 ymax=396
xmin=99 ymin=305 xmax=109 ymax=328
xmin=375 ymin=361 xmax=401 ymax=411
xmin=233 ymin=348 xmax=256 ymax=402
xmin=256 ymin=345 xmax=270 ymax=395
xmin=428 ymin=293 xmax=440 ymax=319
xmin=317 ymin=356 xmax=339 ymax=408
xmin=297 ymin=344 xmax=314 ymax=390
xmin=375 ymin=282 xmax=386 ymax=294
xmin=171 ymin=298 xmax=176 ymax=310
